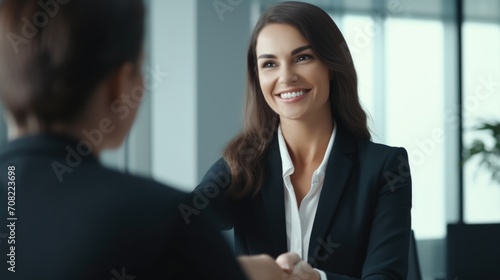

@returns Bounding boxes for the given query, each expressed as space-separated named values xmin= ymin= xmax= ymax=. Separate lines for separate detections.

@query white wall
xmin=150 ymin=0 xmax=198 ymax=190
xmin=149 ymin=0 xmax=251 ymax=190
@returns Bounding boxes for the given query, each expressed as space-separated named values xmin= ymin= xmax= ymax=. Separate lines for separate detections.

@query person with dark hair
xmin=0 ymin=0 xmax=285 ymax=279
xmin=196 ymin=1 xmax=412 ymax=279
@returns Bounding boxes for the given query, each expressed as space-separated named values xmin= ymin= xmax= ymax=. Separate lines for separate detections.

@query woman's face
xmin=255 ymin=23 xmax=331 ymax=122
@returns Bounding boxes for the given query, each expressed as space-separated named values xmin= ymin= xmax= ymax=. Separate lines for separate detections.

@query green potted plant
xmin=447 ymin=121 xmax=500 ymax=279
xmin=463 ymin=120 xmax=500 ymax=184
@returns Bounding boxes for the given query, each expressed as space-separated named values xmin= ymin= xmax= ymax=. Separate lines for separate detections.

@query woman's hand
xmin=238 ymin=254 xmax=287 ymax=280
xmin=276 ymin=252 xmax=320 ymax=280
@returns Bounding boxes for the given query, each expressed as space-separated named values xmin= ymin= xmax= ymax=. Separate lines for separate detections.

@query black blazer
xmin=196 ymin=125 xmax=412 ymax=280
xmin=0 ymin=133 xmax=247 ymax=280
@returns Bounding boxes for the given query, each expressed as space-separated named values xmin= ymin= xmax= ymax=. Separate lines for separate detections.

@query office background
xmin=0 ymin=0 xmax=499 ymax=279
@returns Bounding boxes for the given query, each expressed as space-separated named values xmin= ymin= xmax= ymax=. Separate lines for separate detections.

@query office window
xmin=340 ymin=12 xmax=449 ymax=239
xmin=463 ymin=21 xmax=500 ymax=223
xmin=342 ymin=15 xmax=376 ymax=137
xmin=385 ymin=18 xmax=446 ymax=238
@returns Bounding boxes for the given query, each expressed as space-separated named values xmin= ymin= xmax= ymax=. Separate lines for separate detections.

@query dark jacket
xmin=0 ymin=133 xmax=247 ymax=280
xmin=196 ymin=125 xmax=412 ymax=280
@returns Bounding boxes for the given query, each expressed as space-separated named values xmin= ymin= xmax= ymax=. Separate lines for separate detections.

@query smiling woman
xmin=256 ymin=24 xmax=331 ymax=123
xmin=224 ymin=1 xmax=370 ymax=201
xmin=195 ymin=1 xmax=412 ymax=280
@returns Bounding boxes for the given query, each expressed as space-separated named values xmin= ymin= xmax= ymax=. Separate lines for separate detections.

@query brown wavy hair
xmin=223 ymin=1 xmax=370 ymax=199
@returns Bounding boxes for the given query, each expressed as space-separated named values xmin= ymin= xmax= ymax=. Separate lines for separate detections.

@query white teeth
xmin=280 ymin=90 xmax=307 ymax=99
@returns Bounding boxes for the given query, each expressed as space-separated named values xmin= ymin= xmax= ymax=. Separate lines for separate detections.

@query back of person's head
xmin=0 ymin=0 xmax=145 ymax=133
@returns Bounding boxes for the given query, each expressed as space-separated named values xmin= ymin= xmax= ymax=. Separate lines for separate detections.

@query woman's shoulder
xmin=357 ymin=138 xmax=407 ymax=153
xmin=355 ymin=138 xmax=409 ymax=165
xmin=334 ymin=124 xmax=408 ymax=160
xmin=205 ymin=157 xmax=230 ymax=174
xmin=201 ymin=157 xmax=232 ymax=185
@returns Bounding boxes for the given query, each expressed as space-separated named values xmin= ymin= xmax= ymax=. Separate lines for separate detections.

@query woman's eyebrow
xmin=257 ymin=45 xmax=312 ymax=59
xmin=291 ymin=45 xmax=311 ymax=55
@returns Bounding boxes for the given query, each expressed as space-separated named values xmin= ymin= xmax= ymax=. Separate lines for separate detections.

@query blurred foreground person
xmin=0 ymin=0 xmax=284 ymax=279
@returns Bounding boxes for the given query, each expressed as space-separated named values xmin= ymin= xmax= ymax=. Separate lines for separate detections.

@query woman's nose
xmin=278 ymin=65 xmax=298 ymax=85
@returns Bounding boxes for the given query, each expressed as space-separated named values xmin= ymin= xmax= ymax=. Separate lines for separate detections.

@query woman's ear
xmin=105 ymin=62 xmax=135 ymax=105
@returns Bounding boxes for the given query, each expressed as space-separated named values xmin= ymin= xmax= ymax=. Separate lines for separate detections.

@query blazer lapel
xmin=261 ymin=135 xmax=288 ymax=256
xmin=308 ymin=125 xmax=356 ymax=260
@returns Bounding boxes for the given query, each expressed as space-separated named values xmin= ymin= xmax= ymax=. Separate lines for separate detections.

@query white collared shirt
xmin=277 ymin=124 xmax=336 ymax=280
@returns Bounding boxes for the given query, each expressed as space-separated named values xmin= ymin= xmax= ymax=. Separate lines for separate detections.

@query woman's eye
xmin=262 ymin=61 xmax=275 ymax=68
xmin=262 ymin=61 xmax=276 ymax=68
xmin=296 ymin=54 xmax=312 ymax=62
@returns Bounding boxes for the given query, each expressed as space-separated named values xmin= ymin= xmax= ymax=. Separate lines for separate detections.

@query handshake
xmin=238 ymin=252 xmax=321 ymax=280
